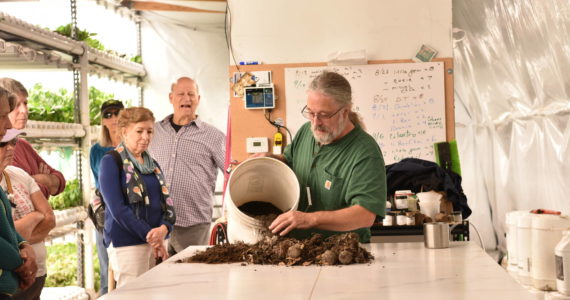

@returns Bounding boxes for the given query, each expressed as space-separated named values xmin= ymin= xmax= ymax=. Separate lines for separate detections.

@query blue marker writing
xmin=239 ymin=61 xmax=260 ymax=65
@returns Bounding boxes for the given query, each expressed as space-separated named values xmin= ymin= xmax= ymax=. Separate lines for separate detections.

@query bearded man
xmin=260 ymin=71 xmax=387 ymax=243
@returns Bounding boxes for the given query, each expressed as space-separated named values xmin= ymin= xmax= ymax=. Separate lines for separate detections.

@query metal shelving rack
xmin=0 ymin=3 xmax=144 ymax=295
xmin=0 ymin=12 xmax=145 ymax=81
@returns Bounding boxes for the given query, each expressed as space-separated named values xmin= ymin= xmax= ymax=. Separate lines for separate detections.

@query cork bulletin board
xmin=228 ymin=58 xmax=454 ymax=164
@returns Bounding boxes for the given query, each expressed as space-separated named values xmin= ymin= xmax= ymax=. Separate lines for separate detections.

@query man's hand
xmin=153 ymin=244 xmax=169 ymax=262
xmin=31 ymin=173 xmax=51 ymax=186
xmin=146 ymin=225 xmax=168 ymax=249
xmin=31 ymin=173 xmax=60 ymax=196
xmin=37 ymin=162 xmax=50 ymax=175
xmin=268 ymin=211 xmax=316 ymax=236
xmin=14 ymin=243 xmax=38 ymax=290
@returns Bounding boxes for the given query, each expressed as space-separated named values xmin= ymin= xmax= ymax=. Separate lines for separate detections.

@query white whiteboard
xmin=284 ymin=62 xmax=446 ymax=165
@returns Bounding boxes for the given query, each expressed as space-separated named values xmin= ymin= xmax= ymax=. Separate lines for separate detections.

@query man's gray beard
xmin=311 ymin=114 xmax=347 ymax=145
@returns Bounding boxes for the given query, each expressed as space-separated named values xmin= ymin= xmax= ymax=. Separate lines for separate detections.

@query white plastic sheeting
xmin=140 ymin=12 xmax=229 ymax=131
xmin=453 ymin=0 xmax=570 ymax=251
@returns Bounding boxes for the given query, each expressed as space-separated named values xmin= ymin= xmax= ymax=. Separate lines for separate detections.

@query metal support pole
xmin=136 ymin=15 xmax=144 ymax=106
xmin=70 ymin=0 xmax=78 ymax=40
xmin=72 ymin=57 xmax=86 ymax=288
xmin=77 ymin=43 xmax=95 ymax=291
xmin=76 ymin=221 xmax=85 ymax=287
xmin=70 ymin=0 xmax=91 ymax=289
xmin=136 ymin=16 xmax=142 ymax=58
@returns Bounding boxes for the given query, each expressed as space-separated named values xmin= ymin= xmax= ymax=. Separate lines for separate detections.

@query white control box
xmin=246 ymin=137 xmax=269 ymax=153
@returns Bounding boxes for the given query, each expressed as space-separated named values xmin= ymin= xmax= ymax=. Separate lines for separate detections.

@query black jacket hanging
xmin=385 ymin=158 xmax=472 ymax=219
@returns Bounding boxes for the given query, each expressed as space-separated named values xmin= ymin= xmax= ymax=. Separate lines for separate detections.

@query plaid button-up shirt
xmin=149 ymin=115 xmax=225 ymax=227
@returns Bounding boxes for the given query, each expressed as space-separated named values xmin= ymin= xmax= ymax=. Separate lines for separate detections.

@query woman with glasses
xmin=0 ymin=89 xmax=38 ymax=299
xmin=0 ymin=129 xmax=55 ymax=300
xmin=0 ymin=78 xmax=66 ymax=199
xmin=99 ymin=107 xmax=175 ymax=288
xmin=265 ymin=70 xmax=387 ymax=243
xmin=89 ymin=99 xmax=124 ymax=296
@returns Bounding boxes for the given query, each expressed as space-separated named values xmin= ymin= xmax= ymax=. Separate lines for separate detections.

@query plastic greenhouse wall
xmin=453 ymin=0 xmax=570 ymax=251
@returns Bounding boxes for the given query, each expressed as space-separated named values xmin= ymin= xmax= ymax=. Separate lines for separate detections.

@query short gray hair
xmin=170 ymin=77 xmax=199 ymax=94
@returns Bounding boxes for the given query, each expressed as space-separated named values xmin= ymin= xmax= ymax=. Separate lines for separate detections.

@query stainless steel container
xmin=424 ymin=222 xmax=450 ymax=249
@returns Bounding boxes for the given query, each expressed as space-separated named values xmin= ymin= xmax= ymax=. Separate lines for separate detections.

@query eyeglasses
xmin=103 ymin=111 xmax=121 ymax=119
xmin=0 ymin=139 xmax=18 ymax=148
xmin=301 ymin=105 xmax=345 ymax=120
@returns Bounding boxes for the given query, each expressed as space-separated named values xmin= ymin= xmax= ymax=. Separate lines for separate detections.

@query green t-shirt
xmin=284 ymin=122 xmax=387 ymax=242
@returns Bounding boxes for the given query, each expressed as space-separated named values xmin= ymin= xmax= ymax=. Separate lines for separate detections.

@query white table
xmin=102 ymin=241 xmax=535 ymax=299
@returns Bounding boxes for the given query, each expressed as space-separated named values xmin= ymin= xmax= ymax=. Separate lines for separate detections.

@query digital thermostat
xmin=244 ymin=85 xmax=275 ymax=109
xmin=246 ymin=137 xmax=269 ymax=153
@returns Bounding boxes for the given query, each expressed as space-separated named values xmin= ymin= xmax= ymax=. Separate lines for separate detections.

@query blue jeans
xmin=96 ymin=230 xmax=109 ymax=295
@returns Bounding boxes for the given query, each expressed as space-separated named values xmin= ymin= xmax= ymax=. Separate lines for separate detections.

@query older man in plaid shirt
xmin=149 ymin=77 xmax=225 ymax=255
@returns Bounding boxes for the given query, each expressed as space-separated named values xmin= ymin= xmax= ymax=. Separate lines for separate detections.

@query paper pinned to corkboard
xmin=232 ymin=71 xmax=272 ymax=97
xmin=232 ymin=72 xmax=255 ymax=98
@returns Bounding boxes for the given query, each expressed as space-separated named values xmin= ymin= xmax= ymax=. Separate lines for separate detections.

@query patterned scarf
xmin=115 ymin=143 xmax=176 ymax=224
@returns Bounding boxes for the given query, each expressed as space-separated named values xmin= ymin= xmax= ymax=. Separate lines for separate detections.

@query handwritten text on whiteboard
xmin=284 ymin=62 xmax=445 ymax=164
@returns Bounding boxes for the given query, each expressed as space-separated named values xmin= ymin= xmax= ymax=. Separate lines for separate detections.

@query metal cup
xmin=424 ymin=222 xmax=450 ymax=249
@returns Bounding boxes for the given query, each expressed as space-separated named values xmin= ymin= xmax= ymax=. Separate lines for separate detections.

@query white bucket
xmin=518 ymin=212 xmax=534 ymax=286
xmin=226 ymin=157 xmax=300 ymax=244
xmin=417 ymin=191 xmax=442 ymax=219
xmin=506 ymin=210 xmax=525 ymax=274
xmin=555 ymin=231 xmax=570 ymax=295
xmin=531 ymin=214 xmax=570 ymax=291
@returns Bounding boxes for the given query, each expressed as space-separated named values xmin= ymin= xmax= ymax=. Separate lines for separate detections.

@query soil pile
xmin=178 ymin=232 xmax=373 ymax=266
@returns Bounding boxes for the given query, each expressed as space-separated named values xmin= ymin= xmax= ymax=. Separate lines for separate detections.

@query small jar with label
xmin=408 ymin=194 xmax=418 ymax=212
xmin=395 ymin=190 xmax=412 ymax=210
xmin=383 ymin=214 xmax=394 ymax=226
xmin=555 ymin=231 xmax=570 ymax=295
xmin=396 ymin=214 xmax=408 ymax=226
xmin=451 ymin=211 xmax=462 ymax=223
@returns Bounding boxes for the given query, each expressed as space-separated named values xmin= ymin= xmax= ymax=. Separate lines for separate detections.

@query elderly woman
xmin=99 ymin=107 xmax=175 ymax=288
xmin=0 ymin=128 xmax=55 ymax=300
xmin=0 ymin=78 xmax=66 ymax=198
xmin=89 ymin=99 xmax=124 ymax=296
xmin=0 ymin=89 xmax=37 ymax=299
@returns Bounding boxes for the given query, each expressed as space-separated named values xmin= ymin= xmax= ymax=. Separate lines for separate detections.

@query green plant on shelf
xmin=88 ymin=86 xmax=118 ymax=125
xmin=49 ymin=178 xmax=81 ymax=210
xmin=54 ymin=24 xmax=105 ymax=51
xmin=130 ymin=55 xmax=142 ymax=64
xmin=52 ymin=24 xmax=141 ymax=63
xmin=27 ymin=83 xmax=120 ymax=125
xmin=46 ymin=243 xmax=100 ymax=291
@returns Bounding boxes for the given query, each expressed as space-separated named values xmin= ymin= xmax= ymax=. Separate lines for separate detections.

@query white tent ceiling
xmin=117 ymin=0 xmax=226 ymax=27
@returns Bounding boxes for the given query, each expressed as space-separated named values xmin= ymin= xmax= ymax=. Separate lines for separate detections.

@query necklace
xmin=2 ymin=170 xmax=16 ymax=208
